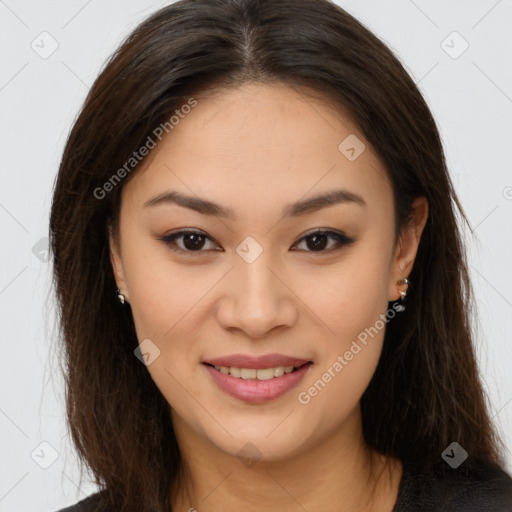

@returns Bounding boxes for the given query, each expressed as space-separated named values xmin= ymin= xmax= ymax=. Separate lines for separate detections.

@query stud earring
xmin=115 ymin=287 xmax=125 ymax=304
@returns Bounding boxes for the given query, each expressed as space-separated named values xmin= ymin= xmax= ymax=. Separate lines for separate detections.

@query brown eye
xmin=292 ymin=230 xmax=355 ymax=253
xmin=181 ymin=232 xmax=207 ymax=250
xmin=161 ymin=230 xmax=220 ymax=253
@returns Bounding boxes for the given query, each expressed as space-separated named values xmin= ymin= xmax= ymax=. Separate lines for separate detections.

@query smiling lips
xmin=203 ymin=353 xmax=311 ymax=380
xmin=202 ymin=353 xmax=313 ymax=403
xmin=203 ymin=353 xmax=311 ymax=369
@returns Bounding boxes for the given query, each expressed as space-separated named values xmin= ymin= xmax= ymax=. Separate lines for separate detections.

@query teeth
xmin=212 ymin=364 xmax=299 ymax=380
xmin=256 ymin=368 xmax=274 ymax=380
xmin=273 ymin=367 xmax=285 ymax=377
xmin=240 ymin=368 xmax=257 ymax=379
xmin=229 ymin=367 xmax=241 ymax=378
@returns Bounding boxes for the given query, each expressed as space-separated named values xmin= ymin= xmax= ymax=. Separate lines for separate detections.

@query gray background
xmin=0 ymin=0 xmax=511 ymax=510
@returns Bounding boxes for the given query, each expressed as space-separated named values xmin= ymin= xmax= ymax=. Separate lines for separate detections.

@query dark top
xmin=55 ymin=459 xmax=512 ymax=511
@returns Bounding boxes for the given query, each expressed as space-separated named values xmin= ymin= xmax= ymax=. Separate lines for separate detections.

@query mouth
xmin=202 ymin=360 xmax=314 ymax=403
xmin=202 ymin=361 xmax=313 ymax=381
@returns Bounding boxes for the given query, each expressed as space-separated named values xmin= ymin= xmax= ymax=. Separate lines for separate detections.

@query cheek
xmin=121 ymin=237 xmax=207 ymax=336
xmin=303 ymin=252 xmax=390 ymax=340
xmin=297 ymin=302 xmax=388 ymax=431
xmin=122 ymin=243 xmax=217 ymax=401
xmin=298 ymin=332 xmax=384 ymax=441
xmin=296 ymin=255 xmax=391 ymax=409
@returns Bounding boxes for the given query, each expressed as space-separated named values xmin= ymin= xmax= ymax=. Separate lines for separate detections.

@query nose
xmin=216 ymin=249 xmax=298 ymax=339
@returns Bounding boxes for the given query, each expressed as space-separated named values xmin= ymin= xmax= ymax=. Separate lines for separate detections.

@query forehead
xmin=122 ymin=82 xmax=393 ymax=222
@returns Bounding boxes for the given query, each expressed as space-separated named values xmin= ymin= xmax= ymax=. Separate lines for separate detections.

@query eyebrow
xmin=143 ymin=188 xmax=366 ymax=219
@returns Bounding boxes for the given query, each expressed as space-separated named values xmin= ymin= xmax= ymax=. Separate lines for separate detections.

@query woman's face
xmin=110 ymin=82 xmax=427 ymax=462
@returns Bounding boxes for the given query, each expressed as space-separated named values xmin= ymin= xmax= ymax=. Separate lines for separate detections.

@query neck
xmin=170 ymin=405 xmax=402 ymax=512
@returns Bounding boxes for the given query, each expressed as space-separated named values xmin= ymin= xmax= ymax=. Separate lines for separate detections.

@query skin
xmin=109 ymin=82 xmax=428 ymax=511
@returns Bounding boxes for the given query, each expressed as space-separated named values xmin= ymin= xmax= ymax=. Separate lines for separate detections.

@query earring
xmin=396 ymin=277 xmax=409 ymax=312
xmin=115 ymin=287 xmax=125 ymax=304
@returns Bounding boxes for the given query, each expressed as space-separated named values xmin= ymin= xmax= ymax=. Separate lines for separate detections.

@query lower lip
xmin=203 ymin=363 xmax=312 ymax=403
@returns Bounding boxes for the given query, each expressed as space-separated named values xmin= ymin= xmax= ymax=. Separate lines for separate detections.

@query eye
xmin=291 ymin=229 xmax=355 ymax=253
xmin=158 ymin=229 xmax=355 ymax=255
xmin=160 ymin=229 xmax=221 ymax=254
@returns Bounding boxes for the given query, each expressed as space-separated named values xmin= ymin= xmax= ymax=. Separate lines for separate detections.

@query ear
xmin=388 ymin=197 xmax=429 ymax=301
xmin=108 ymin=222 xmax=130 ymax=303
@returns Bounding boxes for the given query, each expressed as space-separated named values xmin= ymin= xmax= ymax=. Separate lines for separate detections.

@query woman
xmin=50 ymin=0 xmax=512 ymax=510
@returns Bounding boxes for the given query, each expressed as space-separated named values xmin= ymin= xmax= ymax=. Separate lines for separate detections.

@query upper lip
xmin=203 ymin=353 xmax=312 ymax=369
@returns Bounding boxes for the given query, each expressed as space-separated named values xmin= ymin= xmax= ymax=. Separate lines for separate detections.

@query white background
xmin=0 ymin=1 xmax=511 ymax=510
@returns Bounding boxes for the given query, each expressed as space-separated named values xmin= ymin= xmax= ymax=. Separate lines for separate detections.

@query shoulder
xmin=394 ymin=459 xmax=512 ymax=511
xmin=54 ymin=491 xmax=104 ymax=512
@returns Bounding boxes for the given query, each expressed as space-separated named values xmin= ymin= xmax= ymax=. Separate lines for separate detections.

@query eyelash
xmin=158 ymin=229 xmax=355 ymax=256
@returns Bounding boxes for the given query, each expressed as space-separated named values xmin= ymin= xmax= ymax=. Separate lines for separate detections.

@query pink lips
xmin=202 ymin=353 xmax=313 ymax=403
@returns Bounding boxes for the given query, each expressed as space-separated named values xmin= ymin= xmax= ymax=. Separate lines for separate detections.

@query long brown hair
xmin=49 ymin=0 xmax=506 ymax=510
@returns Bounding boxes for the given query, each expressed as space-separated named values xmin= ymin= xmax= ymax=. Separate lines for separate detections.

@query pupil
xmin=184 ymin=233 xmax=204 ymax=250
xmin=308 ymin=234 xmax=327 ymax=251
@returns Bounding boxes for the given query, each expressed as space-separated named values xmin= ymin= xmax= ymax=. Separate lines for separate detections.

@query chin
xmin=196 ymin=412 xmax=317 ymax=463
